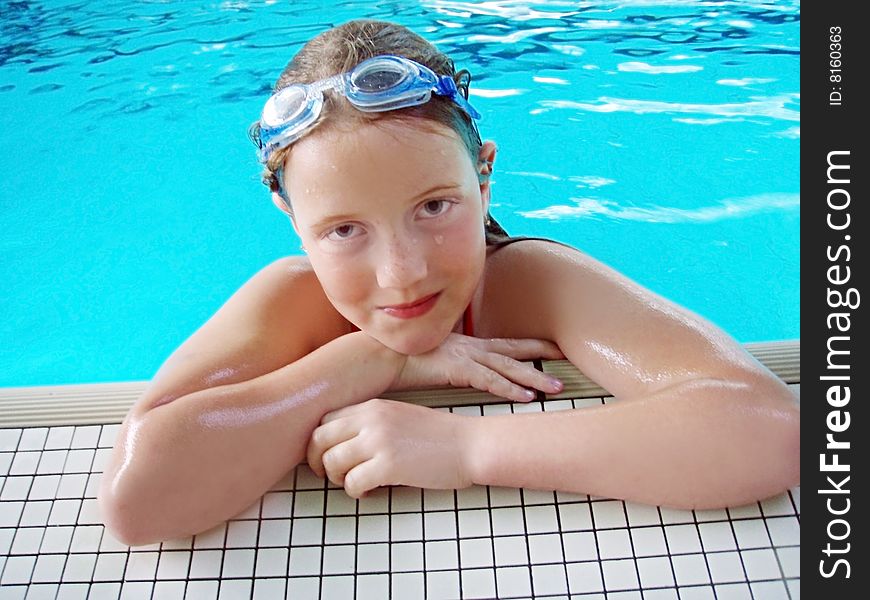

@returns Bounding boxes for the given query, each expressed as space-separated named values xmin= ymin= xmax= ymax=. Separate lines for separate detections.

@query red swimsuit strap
xmin=463 ymin=302 xmax=474 ymax=337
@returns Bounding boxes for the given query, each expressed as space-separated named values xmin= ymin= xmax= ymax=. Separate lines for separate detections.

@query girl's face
xmin=280 ymin=119 xmax=493 ymax=355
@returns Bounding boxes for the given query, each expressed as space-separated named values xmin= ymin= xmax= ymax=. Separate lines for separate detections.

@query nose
xmin=375 ymin=232 xmax=428 ymax=289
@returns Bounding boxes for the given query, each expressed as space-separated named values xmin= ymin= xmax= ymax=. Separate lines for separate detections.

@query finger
xmin=482 ymin=338 xmax=565 ymax=361
xmin=306 ymin=419 xmax=359 ymax=479
xmin=343 ymin=458 xmax=383 ymax=499
xmin=320 ymin=398 xmax=395 ymax=425
xmin=478 ymin=352 xmax=564 ymax=396
xmin=467 ymin=362 xmax=538 ymax=403
xmin=321 ymin=437 xmax=370 ymax=488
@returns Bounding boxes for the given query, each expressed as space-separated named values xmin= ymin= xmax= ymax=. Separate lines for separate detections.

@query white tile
xmin=523 ymin=488 xmax=556 ymax=506
xmin=287 ymin=546 xmax=320 ymax=576
xmin=1 ymin=476 xmax=32 ymax=501
xmin=790 ymin=487 xmax=800 ymax=514
xmin=19 ymin=501 xmax=51 ymax=528
xmin=357 ymin=486 xmax=389 ymax=514
xmin=659 ymin=506 xmax=695 ymax=525
xmin=423 ymin=488 xmax=455 ymax=511
xmin=0 ymin=452 xmax=13 ymax=476
xmin=558 ymin=502 xmax=593 ymax=531
xmin=30 ymin=554 xmax=66 ymax=583
xmin=156 ymin=550 xmax=190 ymax=579
xmin=1 ymin=555 xmax=35 ymax=585
xmin=218 ymin=579 xmax=253 ymax=600
xmin=631 ymin=526 xmax=667 ymax=557
xmin=562 ymin=531 xmax=598 ymax=562
xmin=459 ymin=509 xmax=491 ymax=537
xmin=10 ymin=527 xmax=43 ymax=554
xmin=0 ymin=500 xmax=24 ymax=527
xmin=76 ymin=498 xmax=102 ymax=525
xmin=357 ymin=573 xmax=389 ymax=598
xmin=741 ymin=548 xmax=781 ymax=580
xmin=609 ymin=592 xmax=643 ymax=600
xmin=732 ymin=519 xmax=770 ymax=549
xmin=624 ymin=502 xmax=661 ymax=527
xmin=456 ymin=485 xmax=489 ymax=509
xmin=524 ymin=505 xmax=558 ymax=534
xmin=671 ymin=553 xmax=710 ymax=586
xmin=63 ymin=450 xmax=95 ymax=474
xmin=28 ymin=476 xmax=60 ymax=501
xmin=189 ymin=549 xmax=223 ymax=579
xmin=252 ymin=578 xmax=285 ymax=600
xmin=193 ymin=523 xmax=226 ymax=549
xmin=185 ymin=579 xmax=220 ymax=600
xmin=71 ymin=426 xmax=101 ymax=449
xmin=39 ymin=525 xmax=73 ymax=553
xmin=766 ymin=516 xmax=800 ymax=546
xmin=322 ymin=544 xmax=355 ymax=575
xmin=592 ymin=500 xmax=627 ymax=528
xmin=98 ymin=425 xmax=120 ymax=449
xmin=728 ymin=503 xmax=761 ymax=520
xmin=10 ymin=452 xmax=41 ymax=475
xmin=707 ymin=551 xmax=745 ymax=584
xmin=786 ymin=578 xmax=800 ymax=598
xmin=357 ymin=542 xmax=389 ymax=573
xmin=644 ymin=589 xmax=679 ymax=600
xmin=261 ymin=491 xmax=293 ymax=519
xmin=777 ymin=545 xmax=800 ymax=578
xmin=124 ymin=551 xmax=159 ymax=581
xmin=531 ymin=563 xmax=568 ymax=595
xmin=70 ymin=525 xmax=103 ymax=552
xmin=461 ymin=568 xmax=496 ymax=599
xmin=357 ymin=514 xmax=389 ymax=543
xmin=325 ymin=488 xmax=357 ymax=515
xmin=151 ymin=580 xmax=186 ymax=600
xmin=391 ymin=512 xmax=422 ymax=541
xmin=694 ymin=508 xmax=729 ymax=522
xmin=61 ymin=553 xmax=96 ymax=583
xmin=221 ymin=548 xmax=255 ymax=578
xmin=426 ymin=570 xmax=460 ymax=600
xmin=460 ymin=537 xmax=493 ymax=568
xmin=119 ymin=581 xmax=154 ymax=600
xmin=664 ymin=524 xmax=702 ymax=554
xmin=760 ymin=493 xmax=795 ymax=517
xmin=566 ymin=560 xmax=604 ymax=594
xmin=390 ymin=542 xmax=423 ymax=572
xmin=0 ymin=429 xmax=22 ymax=451
xmin=749 ymin=580 xmax=789 ymax=600
xmin=491 ymin=507 xmax=524 ymax=536
xmin=0 ymin=528 xmax=12 ymax=554
xmin=698 ymin=521 xmax=737 ymax=551
xmin=25 ymin=583 xmax=61 ymax=599
xmin=636 ymin=556 xmax=674 ymax=588
xmin=426 ymin=539 xmax=459 ymax=570
xmin=596 ymin=529 xmax=633 ymax=560
xmin=19 ymin=429 xmax=48 ymax=451
xmin=496 ymin=565 xmax=532 ymax=596
xmin=292 ymin=490 xmax=324 ymax=517
xmin=290 ymin=517 xmax=322 ymax=546
xmin=493 ymin=535 xmax=528 ymax=567
xmin=392 ymin=572 xmax=425 ymax=600
xmin=92 ymin=552 xmax=127 ymax=582
xmin=254 ymin=547 xmax=287 ymax=577
xmin=528 ymin=533 xmax=563 ymax=564
xmin=601 ymin=559 xmax=639 ymax=591
xmin=36 ymin=451 xmax=66 ymax=475
xmin=225 ymin=520 xmax=258 ymax=548
xmin=714 ymin=583 xmax=753 ymax=600
xmin=423 ymin=511 xmax=456 ymax=540
xmin=324 ymin=516 xmax=355 ymax=544
xmin=257 ymin=519 xmax=291 ymax=547
xmin=482 ymin=403 xmax=512 ymax=416
xmin=391 ymin=487 xmax=422 ymax=512
xmin=47 ymin=499 xmax=81 ymax=526
xmin=285 ymin=576 xmax=319 ymax=598
xmin=488 ymin=486 xmax=522 ymax=507
xmin=679 ymin=586 xmax=716 ymax=600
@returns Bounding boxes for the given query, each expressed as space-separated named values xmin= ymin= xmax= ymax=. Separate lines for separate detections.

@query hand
xmin=393 ymin=333 xmax=564 ymax=402
xmin=306 ymin=398 xmax=475 ymax=498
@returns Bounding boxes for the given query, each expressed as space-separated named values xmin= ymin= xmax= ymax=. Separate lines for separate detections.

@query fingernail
xmin=524 ymin=389 xmax=536 ymax=401
xmin=549 ymin=378 xmax=563 ymax=392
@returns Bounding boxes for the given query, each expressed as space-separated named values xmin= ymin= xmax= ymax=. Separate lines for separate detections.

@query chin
xmin=382 ymin=327 xmax=450 ymax=356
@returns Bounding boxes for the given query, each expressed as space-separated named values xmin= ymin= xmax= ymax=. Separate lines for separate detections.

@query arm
xmin=100 ymin=330 xmax=402 ymax=547
xmin=465 ymin=241 xmax=799 ymax=509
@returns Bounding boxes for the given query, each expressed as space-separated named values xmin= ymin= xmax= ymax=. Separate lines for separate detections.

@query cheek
xmin=309 ymin=254 xmax=370 ymax=308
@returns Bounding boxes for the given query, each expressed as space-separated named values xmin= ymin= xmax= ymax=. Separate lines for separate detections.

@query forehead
xmin=284 ymin=119 xmax=474 ymax=214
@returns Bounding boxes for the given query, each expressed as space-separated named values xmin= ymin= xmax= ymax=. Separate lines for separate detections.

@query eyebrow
xmin=308 ymin=183 xmax=464 ymax=232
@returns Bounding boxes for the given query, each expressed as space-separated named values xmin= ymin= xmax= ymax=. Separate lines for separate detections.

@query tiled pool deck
xmin=0 ymin=343 xmax=799 ymax=599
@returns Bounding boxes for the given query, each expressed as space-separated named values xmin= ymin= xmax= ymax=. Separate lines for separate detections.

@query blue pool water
xmin=0 ymin=1 xmax=799 ymax=387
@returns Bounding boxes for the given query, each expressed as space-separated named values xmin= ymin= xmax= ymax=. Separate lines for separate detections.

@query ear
xmin=271 ymin=192 xmax=298 ymax=233
xmin=476 ymin=140 xmax=497 ymax=214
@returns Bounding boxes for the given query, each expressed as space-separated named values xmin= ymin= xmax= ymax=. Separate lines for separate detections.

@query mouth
xmin=380 ymin=292 xmax=441 ymax=319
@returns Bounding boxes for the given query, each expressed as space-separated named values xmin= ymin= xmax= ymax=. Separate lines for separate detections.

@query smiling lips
xmin=380 ymin=292 xmax=441 ymax=319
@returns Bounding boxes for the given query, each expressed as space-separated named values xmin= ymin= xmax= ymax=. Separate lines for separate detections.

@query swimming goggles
xmin=249 ymin=54 xmax=482 ymax=164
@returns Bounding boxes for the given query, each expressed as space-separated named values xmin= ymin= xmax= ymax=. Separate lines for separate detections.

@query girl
xmin=98 ymin=19 xmax=799 ymax=547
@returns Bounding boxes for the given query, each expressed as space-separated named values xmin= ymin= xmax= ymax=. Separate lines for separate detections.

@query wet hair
xmin=255 ymin=18 xmax=509 ymax=243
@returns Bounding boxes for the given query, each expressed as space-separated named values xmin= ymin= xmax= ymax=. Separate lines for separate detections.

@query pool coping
xmin=0 ymin=340 xmax=798 ymax=428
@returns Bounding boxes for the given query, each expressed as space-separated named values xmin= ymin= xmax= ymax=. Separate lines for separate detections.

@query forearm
xmin=99 ymin=331 xmax=403 ymax=546
xmin=466 ymin=376 xmax=800 ymax=509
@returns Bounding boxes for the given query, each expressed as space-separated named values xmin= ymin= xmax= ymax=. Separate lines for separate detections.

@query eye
xmin=419 ymin=199 xmax=453 ymax=218
xmin=325 ymin=223 xmax=361 ymax=241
